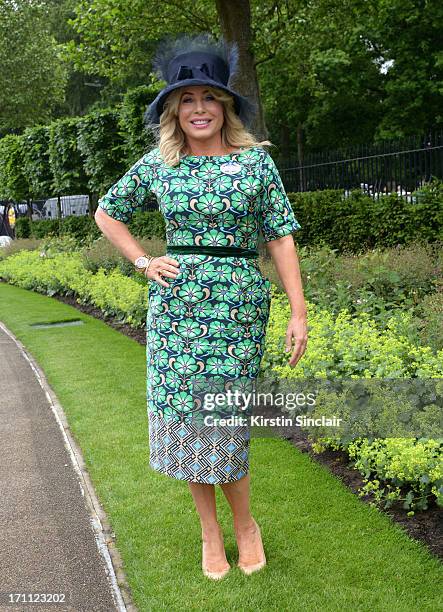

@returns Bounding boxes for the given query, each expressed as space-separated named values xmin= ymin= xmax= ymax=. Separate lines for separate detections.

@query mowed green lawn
xmin=1 ymin=283 xmax=442 ymax=612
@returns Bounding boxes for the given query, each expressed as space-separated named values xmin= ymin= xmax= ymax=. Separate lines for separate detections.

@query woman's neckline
xmin=180 ymin=146 xmax=249 ymax=159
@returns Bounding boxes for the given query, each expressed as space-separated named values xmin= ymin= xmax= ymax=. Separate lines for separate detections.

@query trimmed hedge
xmin=14 ymin=217 xmax=31 ymax=238
xmin=290 ymin=179 xmax=443 ymax=252
xmin=15 ymin=209 xmax=162 ymax=242
xmin=15 ymin=215 xmax=103 ymax=242
xmin=128 ymin=209 xmax=165 ymax=240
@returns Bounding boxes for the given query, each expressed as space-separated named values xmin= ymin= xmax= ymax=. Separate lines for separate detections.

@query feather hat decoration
xmin=144 ymin=32 xmax=257 ymax=127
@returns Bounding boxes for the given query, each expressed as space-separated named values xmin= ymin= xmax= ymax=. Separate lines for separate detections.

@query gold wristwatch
xmin=134 ymin=255 xmax=154 ymax=273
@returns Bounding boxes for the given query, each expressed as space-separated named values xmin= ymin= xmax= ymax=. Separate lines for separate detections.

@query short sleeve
xmin=258 ymin=151 xmax=302 ymax=242
xmin=97 ymin=154 xmax=154 ymax=224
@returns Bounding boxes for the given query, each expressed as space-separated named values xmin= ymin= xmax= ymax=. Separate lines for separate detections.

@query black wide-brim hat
xmin=144 ymin=33 xmax=258 ymax=128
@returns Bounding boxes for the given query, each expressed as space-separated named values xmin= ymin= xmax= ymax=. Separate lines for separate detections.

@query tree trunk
xmin=26 ymin=198 xmax=32 ymax=219
xmin=56 ymin=195 xmax=62 ymax=220
xmin=88 ymin=193 xmax=98 ymax=217
xmin=297 ymin=123 xmax=305 ymax=191
xmin=280 ymin=124 xmax=291 ymax=159
xmin=215 ymin=0 xmax=267 ymax=140
xmin=1 ymin=204 xmax=13 ymax=238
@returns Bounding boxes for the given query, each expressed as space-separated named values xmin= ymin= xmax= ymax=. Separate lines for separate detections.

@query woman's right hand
xmin=144 ymin=256 xmax=181 ymax=288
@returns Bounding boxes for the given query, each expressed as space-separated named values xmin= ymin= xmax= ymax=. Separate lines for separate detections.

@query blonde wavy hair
xmin=147 ymin=85 xmax=272 ymax=167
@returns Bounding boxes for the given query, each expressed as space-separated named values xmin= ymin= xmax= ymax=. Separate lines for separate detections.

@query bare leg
xmin=220 ymin=474 xmax=266 ymax=570
xmin=220 ymin=473 xmax=253 ymax=528
xmin=188 ymin=482 xmax=230 ymax=576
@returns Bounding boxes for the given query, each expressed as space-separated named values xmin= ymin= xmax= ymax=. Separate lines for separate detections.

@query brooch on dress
xmin=220 ymin=161 xmax=242 ymax=175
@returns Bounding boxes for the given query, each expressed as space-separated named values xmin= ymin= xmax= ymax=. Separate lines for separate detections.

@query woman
xmin=95 ymin=34 xmax=308 ymax=580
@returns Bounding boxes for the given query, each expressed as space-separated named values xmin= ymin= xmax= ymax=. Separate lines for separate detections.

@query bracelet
xmin=143 ymin=256 xmax=156 ymax=275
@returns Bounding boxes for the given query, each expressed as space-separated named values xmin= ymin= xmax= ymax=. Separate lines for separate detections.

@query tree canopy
xmin=0 ymin=0 xmax=68 ymax=132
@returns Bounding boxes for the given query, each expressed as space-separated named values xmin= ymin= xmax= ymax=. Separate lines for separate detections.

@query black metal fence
xmin=278 ymin=130 xmax=443 ymax=200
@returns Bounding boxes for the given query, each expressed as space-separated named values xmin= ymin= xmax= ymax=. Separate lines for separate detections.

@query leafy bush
xmin=289 ymin=178 xmax=443 ymax=253
xmin=409 ymin=179 xmax=443 ymax=243
xmin=262 ymin=288 xmax=443 ymax=378
xmin=38 ymin=234 xmax=84 ymax=256
xmin=0 ymin=250 xmax=148 ymax=327
xmin=81 ymin=235 xmax=166 ymax=276
xmin=129 ymin=209 xmax=165 ymax=239
xmin=26 ymin=209 xmax=165 ymax=242
xmin=31 ymin=218 xmax=61 ymax=239
xmin=117 ymin=84 xmax=158 ymax=165
xmin=291 ymin=241 xmax=442 ymax=330
xmin=83 ymin=268 xmax=147 ymax=325
xmin=15 ymin=217 xmax=31 ymax=238
xmin=0 ymin=237 xmax=42 ymax=260
xmin=312 ymin=437 xmax=443 ymax=512
xmin=60 ymin=214 xmax=102 ymax=243
xmin=415 ymin=291 xmax=443 ymax=352
xmin=80 ymin=236 xmax=133 ymax=275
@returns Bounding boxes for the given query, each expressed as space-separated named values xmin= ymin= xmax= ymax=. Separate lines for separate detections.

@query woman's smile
xmin=190 ymin=119 xmax=212 ymax=129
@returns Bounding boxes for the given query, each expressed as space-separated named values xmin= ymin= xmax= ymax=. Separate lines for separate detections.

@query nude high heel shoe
xmin=237 ymin=518 xmax=267 ymax=575
xmin=202 ymin=527 xmax=231 ymax=580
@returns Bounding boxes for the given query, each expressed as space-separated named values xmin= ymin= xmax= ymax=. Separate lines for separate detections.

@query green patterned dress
xmin=97 ymin=145 xmax=301 ymax=484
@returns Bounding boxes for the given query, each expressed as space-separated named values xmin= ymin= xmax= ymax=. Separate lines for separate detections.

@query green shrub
xmin=80 ymin=236 xmax=133 ymax=275
xmin=31 ymin=218 xmax=60 ymax=239
xmin=296 ymin=241 xmax=442 ymax=327
xmin=311 ymin=437 xmax=443 ymax=512
xmin=129 ymin=209 xmax=165 ymax=239
xmin=28 ymin=215 xmax=101 ymax=243
xmin=81 ymin=234 xmax=166 ymax=276
xmin=356 ymin=438 xmax=443 ymax=511
xmin=262 ymin=288 xmax=443 ymax=378
xmin=289 ymin=179 xmax=443 ymax=253
xmin=409 ymin=178 xmax=443 ymax=243
xmin=26 ymin=209 xmax=164 ymax=243
xmin=0 ymin=237 xmax=42 ymax=260
xmin=0 ymin=249 xmax=83 ymax=296
xmin=39 ymin=234 xmax=84 ymax=254
xmin=414 ymin=290 xmax=443 ymax=352
xmin=61 ymin=214 xmax=102 ymax=243
xmin=0 ymin=249 xmax=148 ymax=327
xmin=15 ymin=217 xmax=31 ymax=239
xmin=83 ymin=268 xmax=147 ymax=325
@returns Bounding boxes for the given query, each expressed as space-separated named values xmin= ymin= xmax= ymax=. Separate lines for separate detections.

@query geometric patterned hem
xmin=148 ymin=411 xmax=250 ymax=484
